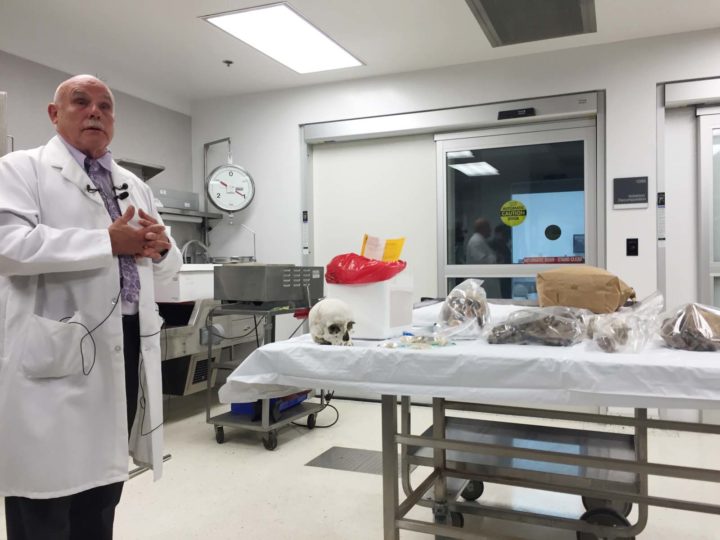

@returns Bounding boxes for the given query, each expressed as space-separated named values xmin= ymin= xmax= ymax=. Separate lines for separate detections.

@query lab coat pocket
xmin=21 ymin=312 xmax=88 ymax=379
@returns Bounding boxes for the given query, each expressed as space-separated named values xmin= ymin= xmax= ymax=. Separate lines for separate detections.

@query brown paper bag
xmin=536 ymin=266 xmax=636 ymax=314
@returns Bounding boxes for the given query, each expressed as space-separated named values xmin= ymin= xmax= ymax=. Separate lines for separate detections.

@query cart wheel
xmin=577 ymin=508 xmax=634 ymax=540
xmin=461 ymin=480 xmax=484 ymax=501
xmin=214 ymin=426 xmax=225 ymax=444
xmin=582 ymin=496 xmax=632 ymax=518
xmin=307 ymin=413 xmax=317 ymax=430
xmin=262 ymin=430 xmax=278 ymax=451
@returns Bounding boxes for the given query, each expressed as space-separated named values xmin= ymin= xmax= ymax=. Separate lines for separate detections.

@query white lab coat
xmin=0 ymin=136 xmax=182 ymax=498
xmin=465 ymin=233 xmax=501 ymax=298
xmin=465 ymin=232 xmax=496 ymax=265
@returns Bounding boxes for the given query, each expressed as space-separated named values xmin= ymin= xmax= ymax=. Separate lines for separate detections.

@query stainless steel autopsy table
xmin=218 ymin=304 xmax=720 ymax=538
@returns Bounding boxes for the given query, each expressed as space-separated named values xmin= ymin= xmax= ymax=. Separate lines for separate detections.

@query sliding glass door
xmin=698 ymin=110 xmax=720 ymax=306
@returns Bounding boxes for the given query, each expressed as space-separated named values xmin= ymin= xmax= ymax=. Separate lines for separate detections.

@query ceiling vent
xmin=465 ymin=0 xmax=597 ymax=47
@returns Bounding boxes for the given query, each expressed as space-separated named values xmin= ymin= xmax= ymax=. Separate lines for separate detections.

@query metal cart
xmin=382 ymin=395 xmax=720 ymax=539
xmin=206 ymin=302 xmax=326 ymax=450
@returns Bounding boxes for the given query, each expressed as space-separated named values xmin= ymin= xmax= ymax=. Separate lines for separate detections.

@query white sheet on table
xmin=219 ymin=329 xmax=720 ymax=409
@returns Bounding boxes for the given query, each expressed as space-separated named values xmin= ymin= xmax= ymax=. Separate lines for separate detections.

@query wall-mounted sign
xmin=500 ymin=200 xmax=527 ymax=226
xmin=613 ymin=176 xmax=648 ymax=209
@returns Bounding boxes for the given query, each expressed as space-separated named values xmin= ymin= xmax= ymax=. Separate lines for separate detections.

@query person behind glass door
xmin=0 ymin=74 xmax=182 ymax=540
xmin=466 ymin=217 xmax=501 ymax=298
xmin=466 ymin=217 xmax=496 ymax=264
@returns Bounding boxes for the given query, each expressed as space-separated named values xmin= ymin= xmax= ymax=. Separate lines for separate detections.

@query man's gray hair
xmin=52 ymin=74 xmax=115 ymax=105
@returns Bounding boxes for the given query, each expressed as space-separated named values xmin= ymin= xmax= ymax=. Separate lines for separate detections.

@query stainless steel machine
xmin=214 ymin=263 xmax=324 ymax=309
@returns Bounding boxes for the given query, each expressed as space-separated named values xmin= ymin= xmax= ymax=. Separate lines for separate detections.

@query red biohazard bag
xmin=325 ymin=253 xmax=407 ymax=284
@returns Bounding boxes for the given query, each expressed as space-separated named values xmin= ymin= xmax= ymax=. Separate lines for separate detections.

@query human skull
xmin=309 ymin=298 xmax=355 ymax=346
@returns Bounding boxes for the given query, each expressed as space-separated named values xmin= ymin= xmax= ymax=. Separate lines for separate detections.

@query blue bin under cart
xmin=205 ymin=302 xmax=326 ymax=451
xmin=211 ymin=387 xmax=324 ymax=450
xmin=231 ymin=391 xmax=311 ymax=423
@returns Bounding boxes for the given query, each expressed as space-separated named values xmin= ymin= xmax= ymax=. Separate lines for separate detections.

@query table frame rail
xmin=383 ymin=395 xmax=720 ymax=539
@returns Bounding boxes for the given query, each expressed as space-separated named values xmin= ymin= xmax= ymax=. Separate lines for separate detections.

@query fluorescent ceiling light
xmin=447 ymin=150 xmax=474 ymax=159
xmin=203 ymin=3 xmax=363 ymax=74
xmin=449 ymin=162 xmax=500 ymax=176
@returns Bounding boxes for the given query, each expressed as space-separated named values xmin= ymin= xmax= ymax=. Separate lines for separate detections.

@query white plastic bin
xmin=155 ymin=263 xmax=215 ymax=302
xmin=326 ymin=270 xmax=413 ymax=339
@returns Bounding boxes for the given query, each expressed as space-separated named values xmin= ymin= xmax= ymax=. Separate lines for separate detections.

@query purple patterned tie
xmin=85 ymin=158 xmax=141 ymax=303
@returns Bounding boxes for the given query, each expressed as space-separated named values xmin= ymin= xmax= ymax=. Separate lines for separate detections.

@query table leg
xmin=432 ymin=397 xmax=448 ymax=522
xmin=264 ymin=314 xmax=275 ymax=344
xmin=382 ymin=394 xmax=399 ymax=540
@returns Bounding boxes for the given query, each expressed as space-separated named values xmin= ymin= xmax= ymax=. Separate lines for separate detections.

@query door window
xmin=698 ymin=114 xmax=720 ymax=306
xmin=446 ymin=141 xmax=585 ymax=266
xmin=438 ymin=121 xmax=598 ymax=298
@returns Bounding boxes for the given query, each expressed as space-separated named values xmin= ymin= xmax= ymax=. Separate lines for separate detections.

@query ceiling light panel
xmin=449 ymin=162 xmax=500 ymax=176
xmin=465 ymin=0 xmax=597 ymax=47
xmin=447 ymin=150 xmax=475 ymax=159
xmin=203 ymin=3 xmax=363 ymax=74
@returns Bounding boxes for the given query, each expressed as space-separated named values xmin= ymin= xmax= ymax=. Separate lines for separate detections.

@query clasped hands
xmin=109 ymin=206 xmax=171 ymax=261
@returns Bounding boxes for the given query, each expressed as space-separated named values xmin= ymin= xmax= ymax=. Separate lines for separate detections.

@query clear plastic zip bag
xmin=486 ymin=306 xmax=591 ymax=347
xmin=436 ymin=278 xmax=490 ymax=339
xmin=588 ymin=291 xmax=665 ymax=353
xmin=660 ymin=302 xmax=720 ymax=352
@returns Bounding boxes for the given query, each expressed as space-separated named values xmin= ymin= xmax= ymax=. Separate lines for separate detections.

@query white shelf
xmin=158 ymin=208 xmax=223 ymax=224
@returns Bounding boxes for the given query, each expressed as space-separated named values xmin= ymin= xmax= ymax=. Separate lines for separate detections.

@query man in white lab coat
xmin=465 ymin=217 xmax=496 ymax=265
xmin=465 ymin=217 xmax=501 ymax=298
xmin=0 ymin=75 xmax=182 ymax=539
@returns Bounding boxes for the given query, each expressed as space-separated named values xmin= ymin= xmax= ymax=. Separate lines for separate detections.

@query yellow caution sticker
xmin=500 ymin=200 xmax=527 ymax=226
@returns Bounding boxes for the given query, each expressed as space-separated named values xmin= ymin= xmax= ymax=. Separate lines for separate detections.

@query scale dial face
xmin=206 ymin=164 xmax=255 ymax=212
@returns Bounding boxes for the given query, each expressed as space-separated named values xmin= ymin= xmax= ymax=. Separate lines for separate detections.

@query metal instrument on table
xmin=180 ymin=232 xmax=256 ymax=265
xmin=180 ymin=239 xmax=211 ymax=264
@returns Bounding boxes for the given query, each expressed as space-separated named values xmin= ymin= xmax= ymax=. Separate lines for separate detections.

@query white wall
xmin=0 ymin=50 xmax=192 ymax=191
xmin=312 ymin=134 xmax=437 ymax=300
xmin=191 ymin=29 xmax=720 ymax=298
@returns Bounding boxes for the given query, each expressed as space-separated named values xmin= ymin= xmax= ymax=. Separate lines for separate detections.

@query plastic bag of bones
xmin=309 ymin=298 xmax=355 ymax=346
xmin=586 ymin=292 xmax=664 ymax=353
xmin=487 ymin=306 xmax=592 ymax=347
xmin=660 ymin=302 xmax=720 ymax=352
xmin=437 ymin=278 xmax=491 ymax=338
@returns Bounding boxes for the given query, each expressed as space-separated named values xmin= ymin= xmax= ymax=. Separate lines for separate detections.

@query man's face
xmin=48 ymin=77 xmax=115 ymax=158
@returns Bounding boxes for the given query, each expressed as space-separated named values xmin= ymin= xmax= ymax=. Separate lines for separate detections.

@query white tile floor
xmin=2 ymin=396 xmax=720 ymax=539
